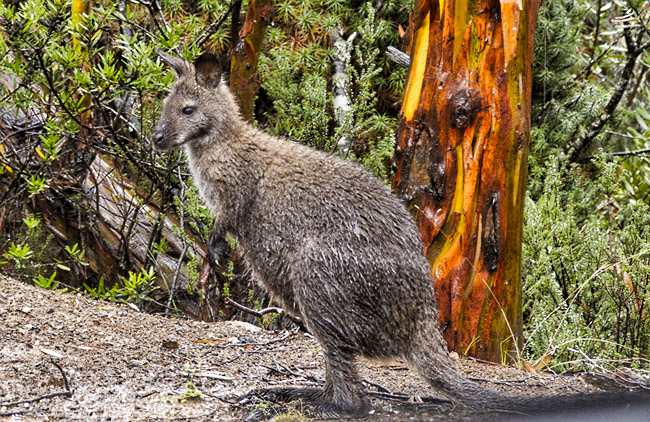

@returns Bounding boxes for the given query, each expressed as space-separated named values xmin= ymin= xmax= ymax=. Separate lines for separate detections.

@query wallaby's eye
xmin=182 ymin=106 xmax=195 ymax=116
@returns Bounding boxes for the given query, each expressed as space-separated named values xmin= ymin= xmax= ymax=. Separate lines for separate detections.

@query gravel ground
xmin=1 ymin=273 xmax=647 ymax=421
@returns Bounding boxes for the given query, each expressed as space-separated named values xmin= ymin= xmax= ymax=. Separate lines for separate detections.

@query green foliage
xmin=64 ymin=243 xmax=87 ymax=265
xmin=259 ymin=0 xmax=410 ymax=179
xmin=523 ymin=156 xmax=650 ymax=368
xmin=260 ymin=50 xmax=333 ymax=150
xmin=25 ymin=175 xmax=49 ymax=197
xmin=524 ymin=0 xmax=650 ymax=369
xmin=529 ymin=0 xmax=603 ymax=197
xmin=2 ymin=243 xmax=33 ymax=269
xmin=0 ymin=0 xmax=229 ymax=311
xmin=84 ymin=267 xmax=158 ymax=305
xmin=340 ymin=3 xmax=398 ymax=179
xmin=169 ymin=378 xmax=203 ymax=402
xmin=221 ymin=281 xmax=231 ymax=299
xmin=1 ymin=215 xmax=55 ymax=281
xmin=33 ymin=272 xmax=59 ymax=290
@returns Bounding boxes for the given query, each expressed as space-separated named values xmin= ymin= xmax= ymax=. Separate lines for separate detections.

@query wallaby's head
xmin=152 ymin=49 xmax=226 ymax=151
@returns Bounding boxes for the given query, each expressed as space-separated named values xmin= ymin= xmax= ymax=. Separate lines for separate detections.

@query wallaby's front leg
xmin=207 ymin=222 xmax=230 ymax=271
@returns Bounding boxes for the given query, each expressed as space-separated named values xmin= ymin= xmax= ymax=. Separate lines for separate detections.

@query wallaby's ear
xmin=157 ymin=48 xmax=190 ymax=77
xmin=194 ymin=53 xmax=222 ymax=89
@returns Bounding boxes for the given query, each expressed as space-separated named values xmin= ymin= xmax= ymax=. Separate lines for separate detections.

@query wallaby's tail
xmin=406 ymin=324 xmax=516 ymax=412
xmin=406 ymin=322 xmax=650 ymax=417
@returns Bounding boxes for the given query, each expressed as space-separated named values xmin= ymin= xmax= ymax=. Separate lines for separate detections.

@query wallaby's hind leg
xmin=313 ymin=346 xmax=370 ymax=418
xmin=243 ymin=347 xmax=370 ymax=419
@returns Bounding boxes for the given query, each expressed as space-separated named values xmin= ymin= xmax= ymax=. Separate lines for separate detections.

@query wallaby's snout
xmin=151 ymin=125 xmax=170 ymax=151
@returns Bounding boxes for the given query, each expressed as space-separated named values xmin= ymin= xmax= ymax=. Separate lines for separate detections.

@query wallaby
xmin=152 ymin=51 xmax=647 ymax=419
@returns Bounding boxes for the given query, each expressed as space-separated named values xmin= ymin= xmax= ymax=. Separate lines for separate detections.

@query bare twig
xmin=0 ymin=359 xmax=71 ymax=408
xmin=567 ymin=347 xmax=608 ymax=373
xmin=193 ymin=0 xmax=241 ymax=49
xmin=185 ymin=372 xmax=235 ymax=382
xmin=165 ymin=159 xmax=190 ymax=316
xmin=224 ymin=297 xmax=304 ymax=328
xmin=468 ymin=375 xmax=536 ymax=385
xmin=224 ymin=297 xmax=285 ymax=317
xmin=362 ymin=378 xmax=392 ymax=393
xmin=366 ymin=390 xmax=452 ymax=405
xmin=0 ymin=391 xmax=71 ymax=408
xmin=0 ymin=408 xmax=47 ymax=417
xmin=601 ymin=147 xmax=650 ymax=158
xmin=50 ymin=358 xmax=71 ymax=393
xmin=262 ymin=361 xmax=323 ymax=384
xmin=569 ymin=25 xmax=649 ymax=162
xmin=229 ymin=0 xmax=243 ymax=53
xmin=385 ymin=46 xmax=410 ymax=68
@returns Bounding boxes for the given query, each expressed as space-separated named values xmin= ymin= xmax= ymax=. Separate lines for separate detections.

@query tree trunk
xmin=229 ymin=0 xmax=273 ymax=121
xmin=392 ymin=0 xmax=540 ymax=362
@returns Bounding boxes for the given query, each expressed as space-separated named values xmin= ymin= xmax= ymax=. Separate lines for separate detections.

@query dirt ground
xmin=1 ymin=273 xmax=649 ymax=422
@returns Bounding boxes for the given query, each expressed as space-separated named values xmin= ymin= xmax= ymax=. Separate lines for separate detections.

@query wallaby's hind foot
xmin=241 ymin=386 xmax=370 ymax=419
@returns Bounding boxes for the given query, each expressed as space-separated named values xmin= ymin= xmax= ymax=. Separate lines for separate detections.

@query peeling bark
xmin=392 ymin=0 xmax=540 ymax=362
xmin=229 ymin=0 xmax=273 ymax=122
xmin=332 ymin=31 xmax=357 ymax=157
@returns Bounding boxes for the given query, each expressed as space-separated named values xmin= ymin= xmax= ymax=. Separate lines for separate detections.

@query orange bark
xmin=229 ymin=0 xmax=273 ymax=121
xmin=392 ymin=0 xmax=540 ymax=362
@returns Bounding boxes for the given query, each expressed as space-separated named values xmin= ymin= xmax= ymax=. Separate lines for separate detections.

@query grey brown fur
xmin=151 ymin=50 xmax=510 ymax=417
xmin=151 ymin=51 xmax=636 ymax=418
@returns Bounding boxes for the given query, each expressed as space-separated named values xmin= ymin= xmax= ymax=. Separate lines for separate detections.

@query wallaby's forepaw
xmin=207 ymin=230 xmax=230 ymax=270
xmin=239 ymin=387 xmax=370 ymax=419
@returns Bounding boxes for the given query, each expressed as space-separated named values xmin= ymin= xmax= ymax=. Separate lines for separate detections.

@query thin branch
xmin=31 ymin=47 xmax=89 ymax=131
xmin=0 ymin=390 xmax=71 ymax=408
xmin=193 ymin=0 xmax=240 ymax=49
xmin=224 ymin=297 xmax=304 ymax=328
xmin=575 ymin=45 xmax=614 ymax=82
xmin=165 ymin=158 xmax=190 ymax=316
xmin=568 ymin=26 xmax=645 ymax=162
xmin=603 ymin=147 xmax=650 ymax=157
xmin=0 ymin=359 xmax=72 ymax=408
xmin=141 ymin=0 xmax=170 ymax=41
xmin=366 ymin=390 xmax=452 ymax=405
xmin=590 ymin=0 xmax=603 ymax=62
xmin=0 ymin=408 xmax=47 ymax=417
xmin=385 ymin=46 xmax=410 ymax=68
xmin=262 ymin=361 xmax=323 ymax=384
xmin=50 ymin=358 xmax=71 ymax=392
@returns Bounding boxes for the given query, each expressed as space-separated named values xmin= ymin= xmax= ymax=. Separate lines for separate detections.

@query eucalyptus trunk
xmin=229 ymin=0 xmax=273 ymax=121
xmin=392 ymin=0 xmax=540 ymax=362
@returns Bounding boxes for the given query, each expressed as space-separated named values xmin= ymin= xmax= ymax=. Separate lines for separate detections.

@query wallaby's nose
xmin=152 ymin=130 xmax=164 ymax=146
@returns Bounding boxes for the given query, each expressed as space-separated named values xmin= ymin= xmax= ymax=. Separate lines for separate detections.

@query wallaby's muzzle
xmin=151 ymin=125 xmax=173 ymax=151
xmin=151 ymin=129 xmax=165 ymax=150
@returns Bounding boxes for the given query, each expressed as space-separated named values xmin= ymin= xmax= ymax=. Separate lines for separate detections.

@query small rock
xmin=161 ymin=336 xmax=179 ymax=350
